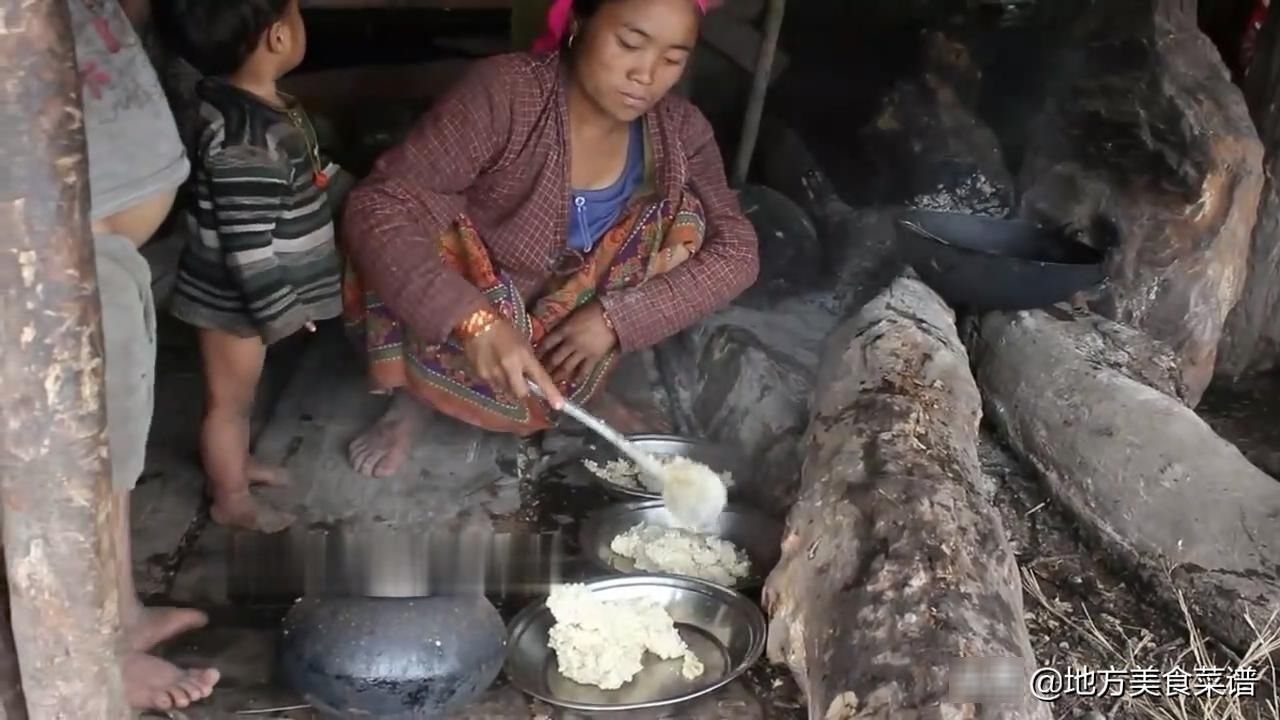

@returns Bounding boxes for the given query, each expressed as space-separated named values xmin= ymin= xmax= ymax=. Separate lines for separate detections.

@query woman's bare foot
xmin=246 ymin=457 xmax=290 ymax=487
xmin=124 ymin=652 xmax=219 ymax=711
xmin=348 ymin=392 xmax=422 ymax=478
xmin=210 ymin=491 xmax=296 ymax=533
xmin=126 ymin=606 xmax=209 ymax=652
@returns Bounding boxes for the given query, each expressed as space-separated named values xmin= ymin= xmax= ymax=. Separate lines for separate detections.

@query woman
xmin=341 ymin=0 xmax=759 ymax=477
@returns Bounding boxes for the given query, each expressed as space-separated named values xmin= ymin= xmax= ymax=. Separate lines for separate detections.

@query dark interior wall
xmin=1199 ymin=0 xmax=1259 ymax=77
xmin=274 ymin=0 xmax=1261 ymax=198
xmin=298 ymin=7 xmax=510 ymax=71
xmin=761 ymin=0 xmax=1260 ymax=204
xmin=764 ymin=4 xmax=930 ymax=204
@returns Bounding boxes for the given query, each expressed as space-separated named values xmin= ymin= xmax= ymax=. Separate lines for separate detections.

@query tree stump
xmin=970 ymin=308 xmax=1280 ymax=653
xmin=1218 ymin=1 xmax=1280 ymax=376
xmin=1016 ymin=0 xmax=1264 ymax=404
xmin=763 ymin=276 xmax=1048 ymax=719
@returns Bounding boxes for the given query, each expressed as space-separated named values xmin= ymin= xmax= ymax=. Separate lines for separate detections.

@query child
xmin=156 ymin=0 xmax=345 ymax=532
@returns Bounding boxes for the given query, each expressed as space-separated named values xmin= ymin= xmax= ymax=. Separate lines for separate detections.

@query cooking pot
xmin=279 ymin=594 xmax=506 ymax=718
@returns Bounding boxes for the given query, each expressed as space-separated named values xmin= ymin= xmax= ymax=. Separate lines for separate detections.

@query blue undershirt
xmin=566 ymin=121 xmax=644 ymax=252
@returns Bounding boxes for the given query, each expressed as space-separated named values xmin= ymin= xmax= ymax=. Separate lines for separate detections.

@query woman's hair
xmin=560 ymin=0 xmax=613 ymax=52
xmin=554 ymin=0 xmax=705 ymax=53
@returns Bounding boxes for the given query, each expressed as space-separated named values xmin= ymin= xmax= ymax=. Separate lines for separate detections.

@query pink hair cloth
xmin=531 ymin=0 xmax=710 ymax=53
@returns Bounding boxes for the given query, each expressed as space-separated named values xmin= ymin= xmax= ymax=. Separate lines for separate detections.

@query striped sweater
xmin=169 ymin=78 xmax=343 ymax=344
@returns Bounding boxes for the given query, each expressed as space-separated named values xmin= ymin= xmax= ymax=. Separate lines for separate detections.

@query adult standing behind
xmin=342 ymin=0 xmax=759 ymax=477
xmin=68 ymin=0 xmax=219 ymax=709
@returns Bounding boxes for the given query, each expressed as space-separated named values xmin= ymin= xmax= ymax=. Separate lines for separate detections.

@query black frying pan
xmin=895 ymin=208 xmax=1107 ymax=311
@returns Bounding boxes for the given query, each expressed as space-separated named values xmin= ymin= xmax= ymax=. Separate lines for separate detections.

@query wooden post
xmin=0 ymin=1 xmax=131 ymax=718
xmin=730 ymin=0 xmax=786 ymax=187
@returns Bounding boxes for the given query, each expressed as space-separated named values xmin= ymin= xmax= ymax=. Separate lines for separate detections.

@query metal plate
xmin=504 ymin=575 xmax=766 ymax=713
xmin=578 ymin=502 xmax=783 ymax=590
xmin=579 ymin=434 xmax=744 ymax=502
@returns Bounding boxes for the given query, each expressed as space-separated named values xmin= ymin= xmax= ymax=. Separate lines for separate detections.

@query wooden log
xmin=970 ymin=308 xmax=1280 ymax=653
xmin=0 ymin=0 xmax=130 ymax=717
xmin=763 ymin=276 xmax=1049 ymax=719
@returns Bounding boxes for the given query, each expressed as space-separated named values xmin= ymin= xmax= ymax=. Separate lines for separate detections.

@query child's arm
xmin=206 ymin=146 xmax=309 ymax=344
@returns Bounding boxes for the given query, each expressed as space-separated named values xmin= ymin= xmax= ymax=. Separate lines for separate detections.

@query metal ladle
xmin=526 ymin=382 xmax=728 ymax=529
xmin=525 ymin=382 xmax=668 ymax=483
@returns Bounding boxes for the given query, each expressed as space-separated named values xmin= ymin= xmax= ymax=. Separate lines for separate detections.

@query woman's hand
xmin=538 ymin=300 xmax=618 ymax=386
xmin=462 ymin=318 xmax=563 ymax=409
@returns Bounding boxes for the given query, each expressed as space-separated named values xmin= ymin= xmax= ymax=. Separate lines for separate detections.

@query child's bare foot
xmin=210 ymin=492 xmax=296 ymax=533
xmin=348 ymin=392 xmax=421 ymax=478
xmin=246 ymin=457 xmax=290 ymax=487
xmin=126 ymin=606 xmax=208 ymax=652
xmin=124 ymin=652 xmax=219 ymax=711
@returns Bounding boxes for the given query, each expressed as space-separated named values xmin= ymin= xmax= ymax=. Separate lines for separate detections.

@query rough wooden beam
xmin=970 ymin=308 xmax=1280 ymax=653
xmin=764 ymin=276 xmax=1048 ymax=719
xmin=0 ymin=0 xmax=130 ymax=717
xmin=730 ymin=0 xmax=785 ymax=187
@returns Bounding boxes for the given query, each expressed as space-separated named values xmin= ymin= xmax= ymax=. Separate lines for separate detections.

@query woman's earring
xmin=568 ymin=32 xmax=576 ymax=49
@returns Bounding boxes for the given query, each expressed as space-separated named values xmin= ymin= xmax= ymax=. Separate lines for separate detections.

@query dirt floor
xmin=979 ymin=375 xmax=1280 ymax=720
xmin=133 ymin=312 xmax=810 ymax=719
xmin=131 ymin=286 xmax=1280 ymax=720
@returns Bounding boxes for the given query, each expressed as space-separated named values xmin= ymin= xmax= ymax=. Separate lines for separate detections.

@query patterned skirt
xmin=341 ymin=192 xmax=706 ymax=436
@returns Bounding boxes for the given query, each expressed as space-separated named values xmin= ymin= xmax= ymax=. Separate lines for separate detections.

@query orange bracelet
xmin=455 ymin=306 xmax=498 ymax=340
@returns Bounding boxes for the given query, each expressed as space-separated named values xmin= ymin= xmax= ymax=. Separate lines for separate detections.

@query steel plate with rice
xmin=579 ymin=502 xmax=783 ymax=590
xmin=504 ymin=575 xmax=766 ymax=712
xmin=578 ymin=434 xmax=744 ymax=501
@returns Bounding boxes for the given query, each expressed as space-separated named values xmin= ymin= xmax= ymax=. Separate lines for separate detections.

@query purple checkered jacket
xmin=341 ymin=51 xmax=760 ymax=353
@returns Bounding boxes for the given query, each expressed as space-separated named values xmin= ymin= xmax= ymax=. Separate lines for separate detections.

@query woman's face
xmin=571 ymin=0 xmax=700 ymax=123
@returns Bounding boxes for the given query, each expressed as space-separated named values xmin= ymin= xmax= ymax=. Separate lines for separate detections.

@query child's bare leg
xmin=197 ymin=329 xmax=295 ymax=533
